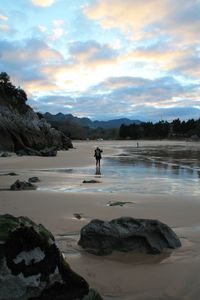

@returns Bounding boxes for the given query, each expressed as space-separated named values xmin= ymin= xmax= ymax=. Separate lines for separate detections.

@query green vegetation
xmin=38 ymin=223 xmax=55 ymax=242
xmin=0 ymin=214 xmax=54 ymax=243
xmin=119 ymin=118 xmax=200 ymax=140
xmin=0 ymin=215 xmax=35 ymax=241
xmin=0 ymin=72 xmax=28 ymax=113
xmin=0 ymin=214 xmax=20 ymax=241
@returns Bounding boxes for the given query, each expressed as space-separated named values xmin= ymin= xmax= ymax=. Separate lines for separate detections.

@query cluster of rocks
xmin=0 ymin=214 xmax=103 ymax=300
xmin=10 ymin=177 xmax=40 ymax=191
xmin=10 ymin=180 xmax=36 ymax=191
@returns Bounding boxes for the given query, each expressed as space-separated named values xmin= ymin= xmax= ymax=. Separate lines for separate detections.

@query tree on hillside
xmin=119 ymin=118 xmax=200 ymax=140
xmin=0 ymin=72 xmax=10 ymax=85
xmin=0 ymin=72 xmax=27 ymax=104
xmin=119 ymin=124 xmax=128 ymax=138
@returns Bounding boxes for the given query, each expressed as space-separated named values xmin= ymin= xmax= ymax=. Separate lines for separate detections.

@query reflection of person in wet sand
xmin=94 ymin=147 xmax=103 ymax=174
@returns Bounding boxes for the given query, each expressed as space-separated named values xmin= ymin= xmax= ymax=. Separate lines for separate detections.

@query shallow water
xmin=37 ymin=141 xmax=200 ymax=196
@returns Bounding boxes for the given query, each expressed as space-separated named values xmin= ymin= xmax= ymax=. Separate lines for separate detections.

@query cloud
xmin=53 ymin=19 xmax=65 ymax=26
xmin=48 ymin=19 xmax=66 ymax=41
xmin=0 ymin=37 xmax=119 ymax=96
xmin=31 ymin=0 xmax=55 ymax=7
xmin=84 ymin=0 xmax=200 ymax=44
xmin=84 ymin=0 xmax=200 ymax=80
xmin=0 ymin=24 xmax=11 ymax=32
xmin=84 ymin=0 xmax=170 ymax=40
xmin=49 ymin=27 xmax=65 ymax=41
xmin=0 ymin=14 xmax=8 ymax=21
xmin=0 ymin=38 xmax=64 ymax=95
xmin=31 ymin=75 xmax=199 ymax=121
xmin=0 ymin=39 xmax=63 ymax=66
xmin=1 ymin=33 xmax=198 ymax=121
xmin=81 ymin=76 xmax=199 ymax=120
xmin=1 ymin=0 xmax=199 ymax=123
xmin=134 ymin=44 xmax=200 ymax=79
xmin=37 ymin=25 xmax=47 ymax=33
xmin=68 ymin=40 xmax=119 ymax=67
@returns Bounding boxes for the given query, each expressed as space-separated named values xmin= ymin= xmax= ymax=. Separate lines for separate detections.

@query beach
xmin=0 ymin=140 xmax=200 ymax=299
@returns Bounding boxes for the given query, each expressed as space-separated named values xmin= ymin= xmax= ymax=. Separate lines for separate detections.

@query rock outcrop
xmin=0 ymin=73 xmax=73 ymax=152
xmin=0 ymin=107 xmax=72 ymax=153
xmin=0 ymin=214 xmax=102 ymax=300
xmin=10 ymin=180 xmax=36 ymax=191
xmin=78 ymin=217 xmax=181 ymax=255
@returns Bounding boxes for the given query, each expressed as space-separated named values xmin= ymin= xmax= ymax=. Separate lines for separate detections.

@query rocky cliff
xmin=0 ymin=73 xmax=72 ymax=152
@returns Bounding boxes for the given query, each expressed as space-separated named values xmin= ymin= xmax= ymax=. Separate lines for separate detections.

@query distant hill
xmin=44 ymin=112 xmax=141 ymax=129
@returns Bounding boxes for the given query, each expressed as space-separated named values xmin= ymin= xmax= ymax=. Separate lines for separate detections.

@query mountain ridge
xmin=43 ymin=112 xmax=141 ymax=129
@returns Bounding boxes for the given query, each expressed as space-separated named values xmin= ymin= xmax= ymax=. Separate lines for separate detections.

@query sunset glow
xmin=0 ymin=0 xmax=200 ymax=121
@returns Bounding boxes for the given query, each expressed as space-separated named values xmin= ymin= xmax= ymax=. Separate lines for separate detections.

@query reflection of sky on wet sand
xmin=102 ymin=144 xmax=200 ymax=195
xmin=37 ymin=143 xmax=200 ymax=195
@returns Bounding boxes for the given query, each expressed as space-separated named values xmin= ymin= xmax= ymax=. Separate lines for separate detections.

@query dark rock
xmin=10 ymin=180 xmax=36 ymax=190
xmin=39 ymin=147 xmax=57 ymax=157
xmin=7 ymin=172 xmax=18 ymax=176
xmin=28 ymin=177 xmax=40 ymax=183
xmin=16 ymin=147 xmax=57 ymax=157
xmin=0 ymin=214 xmax=102 ymax=300
xmin=1 ymin=152 xmax=11 ymax=157
xmin=82 ymin=180 xmax=100 ymax=184
xmin=0 ymin=172 xmax=18 ymax=176
xmin=73 ymin=213 xmax=82 ymax=220
xmin=189 ymin=134 xmax=199 ymax=141
xmin=108 ymin=201 xmax=132 ymax=207
xmin=16 ymin=147 xmax=41 ymax=156
xmin=78 ymin=217 xmax=181 ymax=255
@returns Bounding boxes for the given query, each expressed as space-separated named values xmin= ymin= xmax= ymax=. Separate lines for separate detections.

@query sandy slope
xmin=0 ymin=140 xmax=200 ymax=299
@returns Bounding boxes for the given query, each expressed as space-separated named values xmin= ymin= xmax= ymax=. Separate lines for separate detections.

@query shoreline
xmin=0 ymin=140 xmax=200 ymax=299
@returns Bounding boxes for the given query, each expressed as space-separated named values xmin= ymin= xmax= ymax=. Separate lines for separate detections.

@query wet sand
xmin=0 ymin=140 xmax=200 ymax=299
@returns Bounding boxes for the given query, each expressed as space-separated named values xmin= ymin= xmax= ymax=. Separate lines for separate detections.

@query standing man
xmin=94 ymin=146 xmax=103 ymax=174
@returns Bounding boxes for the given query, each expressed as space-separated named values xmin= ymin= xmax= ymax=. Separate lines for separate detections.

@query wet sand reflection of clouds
xmin=35 ymin=143 xmax=200 ymax=195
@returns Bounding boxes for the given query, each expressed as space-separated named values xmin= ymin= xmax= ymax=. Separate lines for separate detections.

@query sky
xmin=0 ymin=0 xmax=200 ymax=122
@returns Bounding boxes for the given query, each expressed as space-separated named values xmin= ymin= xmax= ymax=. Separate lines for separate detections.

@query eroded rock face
xmin=78 ymin=217 xmax=181 ymax=255
xmin=0 ymin=214 xmax=99 ymax=300
xmin=0 ymin=107 xmax=73 ymax=153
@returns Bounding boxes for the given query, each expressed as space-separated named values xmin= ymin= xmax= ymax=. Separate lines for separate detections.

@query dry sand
xmin=0 ymin=140 xmax=200 ymax=299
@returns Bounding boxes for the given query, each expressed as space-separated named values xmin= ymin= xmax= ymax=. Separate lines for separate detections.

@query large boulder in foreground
xmin=78 ymin=217 xmax=181 ymax=255
xmin=0 ymin=214 xmax=102 ymax=300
